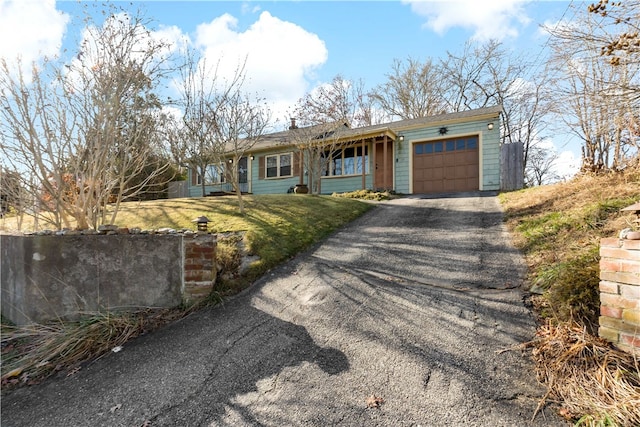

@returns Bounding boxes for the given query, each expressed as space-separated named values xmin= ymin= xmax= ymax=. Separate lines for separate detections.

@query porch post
xmin=361 ymin=138 xmax=366 ymax=190
xmin=383 ymin=135 xmax=388 ymax=190
xmin=299 ymin=150 xmax=305 ymax=185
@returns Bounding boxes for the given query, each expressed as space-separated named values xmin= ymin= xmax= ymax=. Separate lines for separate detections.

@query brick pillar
xmin=183 ymin=234 xmax=217 ymax=303
xmin=599 ymin=237 xmax=640 ymax=353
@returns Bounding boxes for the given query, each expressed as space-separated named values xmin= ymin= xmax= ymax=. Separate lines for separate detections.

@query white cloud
xmin=2 ymin=4 xmax=327 ymax=126
xmin=0 ymin=0 xmax=69 ymax=64
xmin=554 ymin=149 xmax=580 ymax=181
xmin=194 ymin=11 xmax=328 ymax=119
xmin=404 ymin=0 xmax=531 ymax=41
xmin=534 ymin=137 xmax=580 ymax=183
xmin=241 ymin=2 xmax=261 ymax=15
xmin=153 ymin=24 xmax=190 ymax=56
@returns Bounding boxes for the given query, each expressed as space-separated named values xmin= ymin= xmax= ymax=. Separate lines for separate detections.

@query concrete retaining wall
xmin=1 ymin=233 xmax=216 ymax=325
xmin=599 ymin=237 xmax=640 ymax=354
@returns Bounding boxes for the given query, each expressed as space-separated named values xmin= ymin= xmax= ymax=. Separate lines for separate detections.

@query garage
xmin=412 ymin=135 xmax=479 ymax=193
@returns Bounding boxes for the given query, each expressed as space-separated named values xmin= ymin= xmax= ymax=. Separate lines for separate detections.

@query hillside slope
xmin=499 ymin=167 xmax=640 ymax=426
xmin=500 ymin=168 xmax=640 ymax=330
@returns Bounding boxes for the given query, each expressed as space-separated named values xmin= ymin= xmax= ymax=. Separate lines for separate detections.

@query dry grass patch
xmin=530 ymin=322 xmax=640 ymax=427
xmin=1 ymin=307 xmax=199 ymax=389
xmin=500 ymin=166 xmax=640 ymax=425
xmin=500 ymin=168 xmax=640 ymax=330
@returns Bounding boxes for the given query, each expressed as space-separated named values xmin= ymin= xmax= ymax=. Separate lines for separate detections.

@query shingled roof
xmin=244 ymin=105 xmax=502 ymax=154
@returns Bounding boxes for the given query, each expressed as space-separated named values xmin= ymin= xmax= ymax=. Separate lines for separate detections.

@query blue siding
xmin=320 ymin=175 xmax=373 ymax=194
xmin=185 ymin=111 xmax=502 ymax=196
xmin=252 ymin=176 xmax=300 ymax=194
xmin=481 ymin=123 xmax=501 ymax=190
xmin=394 ymin=139 xmax=411 ymax=194
xmin=249 ymin=152 xmax=300 ymax=194
xmin=249 ymin=147 xmax=374 ymax=195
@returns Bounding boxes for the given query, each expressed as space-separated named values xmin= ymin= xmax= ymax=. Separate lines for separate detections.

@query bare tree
xmin=171 ymin=52 xmax=226 ymax=197
xmin=0 ymin=9 xmax=174 ymax=230
xmin=437 ymin=40 xmax=554 ymax=180
xmin=505 ymin=73 xmax=554 ymax=177
xmin=588 ymin=0 xmax=640 ymax=68
xmin=370 ymin=57 xmax=448 ymax=120
xmin=546 ymin=5 xmax=640 ymax=171
xmin=439 ymin=41 xmax=499 ymax=112
xmin=170 ymin=48 xmax=272 ymax=212
xmin=285 ymin=119 xmax=348 ymax=195
xmin=352 ymin=78 xmax=386 ymax=127
xmin=0 ymin=166 xmax=24 ymax=219
xmin=289 ymin=75 xmax=368 ymax=194
xmin=212 ymin=87 xmax=271 ymax=214
xmin=294 ymin=75 xmax=376 ymax=127
xmin=525 ymin=142 xmax=560 ymax=186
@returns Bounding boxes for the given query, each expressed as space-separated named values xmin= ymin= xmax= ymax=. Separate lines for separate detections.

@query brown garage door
xmin=412 ymin=136 xmax=479 ymax=194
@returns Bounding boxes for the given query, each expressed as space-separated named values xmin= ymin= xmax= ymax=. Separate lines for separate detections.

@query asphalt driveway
xmin=2 ymin=193 xmax=565 ymax=426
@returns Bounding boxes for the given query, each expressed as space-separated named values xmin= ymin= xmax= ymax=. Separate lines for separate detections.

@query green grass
xmin=581 ymin=198 xmax=638 ymax=231
xmin=515 ymin=211 xmax=580 ymax=253
xmin=540 ymin=245 xmax=601 ymax=327
xmin=113 ymin=194 xmax=373 ymax=290
xmin=332 ymin=189 xmax=394 ymax=201
xmin=500 ymin=170 xmax=640 ymax=332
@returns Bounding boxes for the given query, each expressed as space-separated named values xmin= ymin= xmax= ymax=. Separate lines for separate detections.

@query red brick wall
xmin=183 ymin=234 xmax=217 ymax=303
xmin=599 ymin=237 xmax=640 ymax=354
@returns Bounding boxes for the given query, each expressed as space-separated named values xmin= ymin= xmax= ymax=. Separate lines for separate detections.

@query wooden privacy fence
xmin=500 ymin=142 xmax=524 ymax=191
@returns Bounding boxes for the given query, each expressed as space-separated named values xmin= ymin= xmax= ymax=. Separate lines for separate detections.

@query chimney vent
xmin=289 ymin=118 xmax=298 ymax=130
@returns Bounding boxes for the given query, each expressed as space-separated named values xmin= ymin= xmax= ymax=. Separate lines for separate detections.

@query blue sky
xmin=0 ymin=0 xmax=582 ymax=177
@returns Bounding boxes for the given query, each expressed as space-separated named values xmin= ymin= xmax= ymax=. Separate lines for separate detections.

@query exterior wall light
xmin=487 ymin=123 xmax=494 ymax=131
xmin=192 ymin=216 xmax=211 ymax=232
xmin=398 ymin=135 xmax=404 ymax=142
xmin=228 ymin=159 xmax=233 ymax=163
xmin=439 ymin=127 xmax=448 ymax=135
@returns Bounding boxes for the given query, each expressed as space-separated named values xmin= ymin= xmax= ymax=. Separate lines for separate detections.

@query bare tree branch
xmin=0 ymin=6 xmax=175 ymax=230
xmin=370 ymin=58 xmax=447 ymax=120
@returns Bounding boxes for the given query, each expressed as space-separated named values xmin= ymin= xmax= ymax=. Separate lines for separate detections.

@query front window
xmin=196 ymin=164 xmax=225 ymax=185
xmin=265 ymin=153 xmax=293 ymax=178
xmin=323 ymin=146 xmax=369 ymax=176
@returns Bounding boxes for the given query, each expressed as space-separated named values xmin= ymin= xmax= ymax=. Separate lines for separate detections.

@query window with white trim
xmin=266 ymin=153 xmax=292 ymax=178
xmin=322 ymin=146 xmax=369 ymax=176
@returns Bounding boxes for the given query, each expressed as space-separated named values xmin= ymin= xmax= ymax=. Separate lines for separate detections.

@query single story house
xmin=186 ymin=105 xmax=505 ymax=197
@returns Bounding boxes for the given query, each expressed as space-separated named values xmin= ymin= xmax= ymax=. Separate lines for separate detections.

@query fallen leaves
xmin=365 ymin=394 xmax=384 ymax=408
xmin=4 ymin=367 xmax=22 ymax=378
